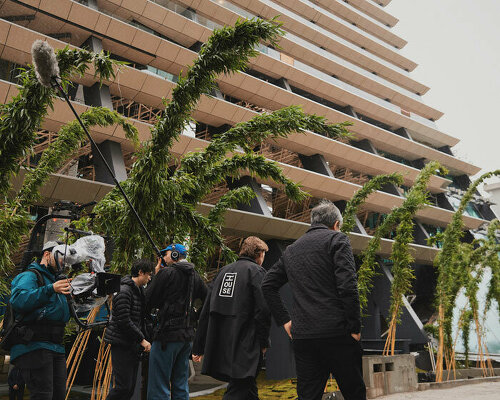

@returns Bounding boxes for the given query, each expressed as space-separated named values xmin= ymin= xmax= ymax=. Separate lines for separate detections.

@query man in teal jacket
xmin=10 ymin=240 xmax=71 ymax=400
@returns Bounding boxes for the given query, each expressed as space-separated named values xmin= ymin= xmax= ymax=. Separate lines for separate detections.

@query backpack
xmin=0 ymin=269 xmax=45 ymax=351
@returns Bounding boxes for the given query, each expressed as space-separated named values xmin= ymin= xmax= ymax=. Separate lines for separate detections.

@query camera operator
xmin=146 ymin=244 xmax=207 ymax=400
xmin=9 ymin=240 xmax=71 ymax=400
xmin=104 ymin=259 xmax=153 ymax=400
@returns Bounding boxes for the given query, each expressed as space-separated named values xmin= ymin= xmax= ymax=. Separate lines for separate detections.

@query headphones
xmin=170 ymin=244 xmax=180 ymax=261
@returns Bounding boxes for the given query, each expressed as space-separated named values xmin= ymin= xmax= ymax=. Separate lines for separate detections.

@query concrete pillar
xmin=367 ymin=263 xmax=428 ymax=346
xmin=394 ymin=127 xmax=412 ymax=140
xmin=351 ymin=138 xmax=378 ymax=154
xmin=87 ymin=0 xmax=98 ymax=10
xmin=189 ymin=41 xmax=203 ymax=52
xmin=298 ymin=153 xmax=334 ymax=177
xmin=82 ymin=35 xmax=103 ymax=53
xmin=342 ymin=105 xmax=358 ymax=118
xmin=262 ymin=240 xmax=296 ymax=380
xmin=211 ymin=87 xmax=225 ymax=100
xmin=454 ymin=174 xmax=472 ymax=191
xmin=437 ymin=145 xmax=453 ymax=155
xmin=436 ymin=193 xmax=454 ymax=211
xmin=91 ymin=141 xmax=128 ymax=184
xmin=80 ymin=35 xmax=127 ymax=185
xmin=411 ymin=158 xmax=425 ymax=170
xmin=477 ymin=203 xmax=496 ymax=221
xmin=412 ymin=220 xmax=430 ymax=246
xmin=276 ymin=77 xmax=292 ymax=92
xmin=83 ymin=83 xmax=113 ymax=109
xmin=82 ymin=36 xmax=113 ymax=110
xmin=227 ymin=176 xmax=272 ymax=216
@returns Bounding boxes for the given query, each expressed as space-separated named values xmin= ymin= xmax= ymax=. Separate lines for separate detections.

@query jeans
xmin=292 ymin=335 xmax=366 ymax=400
xmin=15 ymin=349 xmax=66 ymax=400
xmin=106 ymin=345 xmax=140 ymax=400
xmin=147 ymin=341 xmax=192 ymax=400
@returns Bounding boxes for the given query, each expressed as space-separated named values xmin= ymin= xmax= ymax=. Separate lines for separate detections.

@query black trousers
xmin=106 ymin=345 xmax=140 ymax=400
xmin=222 ymin=377 xmax=258 ymax=400
xmin=292 ymin=336 xmax=366 ymax=400
xmin=222 ymin=352 xmax=263 ymax=400
xmin=15 ymin=349 xmax=66 ymax=400
xmin=9 ymin=386 xmax=25 ymax=400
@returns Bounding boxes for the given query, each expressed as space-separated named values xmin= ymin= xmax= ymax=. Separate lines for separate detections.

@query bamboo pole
xmin=65 ymin=306 xmax=99 ymax=400
xmin=92 ymin=297 xmax=113 ymax=400
xmin=435 ymin=305 xmax=444 ymax=383
xmin=473 ymin=311 xmax=488 ymax=377
xmin=447 ymin=307 xmax=466 ymax=381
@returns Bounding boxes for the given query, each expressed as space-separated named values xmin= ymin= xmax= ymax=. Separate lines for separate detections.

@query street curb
xmin=418 ymin=375 xmax=500 ymax=391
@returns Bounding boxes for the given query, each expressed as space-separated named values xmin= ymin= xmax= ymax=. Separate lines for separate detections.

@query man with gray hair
xmin=262 ymin=200 xmax=366 ymax=400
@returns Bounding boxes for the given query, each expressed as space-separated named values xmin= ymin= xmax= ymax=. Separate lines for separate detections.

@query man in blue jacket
xmin=10 ymin=240 xmax=71 ymax=400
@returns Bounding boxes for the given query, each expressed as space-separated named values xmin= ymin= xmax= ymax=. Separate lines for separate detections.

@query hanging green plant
xmin=434 ymin=170 xmax=500 ymax=382
xmin=341 ymin=173 xmax=404 ymax=234
xmin=91 ymin=18 xmax=351 ymax=272
xmin=483 ymin=219 xmax=500 ymax=320
xmin=357 ymin=162 xmax=446 ymax=315
xmin=0 ymin=46 xmax=120 ymax=199
xmin=383 ymin=161 xmax=447 ymax=355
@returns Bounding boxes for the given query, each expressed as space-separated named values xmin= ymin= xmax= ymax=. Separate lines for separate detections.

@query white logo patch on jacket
xmin=219 ymin=272 xmax=237 ymax=297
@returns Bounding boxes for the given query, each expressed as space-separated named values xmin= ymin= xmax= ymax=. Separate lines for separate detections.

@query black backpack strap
xmin=13 ymin=269 xmax=45 ymax=324
xmin=184 ymin=270 xmax=195 ymax=328
xmin=27 ymin=268 xmax=45 ymax=288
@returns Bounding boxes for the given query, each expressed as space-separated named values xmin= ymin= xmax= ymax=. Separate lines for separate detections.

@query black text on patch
xmin=219 ymin=272 xmax=237 ymax=297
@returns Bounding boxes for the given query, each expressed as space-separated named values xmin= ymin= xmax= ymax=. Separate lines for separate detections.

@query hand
xmin=13 ymin=385 xmax=18 ymax=390
xmin=53 ymin=278 xmax=72 ymax=295
xmin=283 ymin=320 xmax=292 ymax=339
xmin=155 ymin=258 xmax=162 ymax=275
xmin=141 ymin=339 xmax=151 ymax=352
xmin=351 ymin=333 xmax=361 ymax=341
xmin=192 ymin=354 xmax=203 ymax=363
xmin=262 ymin=348 xmax=267 ymax=355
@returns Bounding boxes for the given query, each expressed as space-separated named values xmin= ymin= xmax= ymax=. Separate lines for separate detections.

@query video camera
xmin=21 ymin=200 xmax=121 ymax=330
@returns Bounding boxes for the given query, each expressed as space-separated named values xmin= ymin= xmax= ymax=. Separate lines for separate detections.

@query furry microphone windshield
xmin=31 ymin=39 xmax=60 ymax=88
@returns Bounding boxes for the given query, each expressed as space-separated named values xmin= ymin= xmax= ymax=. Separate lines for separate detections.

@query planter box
xmin=362 ymin=354 xmax=418 ymax=398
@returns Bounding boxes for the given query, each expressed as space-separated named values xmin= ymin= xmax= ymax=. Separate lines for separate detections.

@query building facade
xmin=1 ymin=0 xmax=496 ymax=376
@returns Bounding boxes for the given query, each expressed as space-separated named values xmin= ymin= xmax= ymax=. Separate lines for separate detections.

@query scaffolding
xmin=111 ymin=95 xmax=163 ymax=125
xmin=256 ymin=143 xmax=303 ymax=168
xmin=330 ymin=164 xmax=371 ymax=186
xmin=272 ymin=188 xmax=312 ymax=223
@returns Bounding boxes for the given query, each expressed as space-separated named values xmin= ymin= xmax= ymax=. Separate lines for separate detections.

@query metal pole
xmin=51 ymin=78 xmax=163 ymax=260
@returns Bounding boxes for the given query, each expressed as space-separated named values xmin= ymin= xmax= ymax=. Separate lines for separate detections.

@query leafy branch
xmin=341 ymin=173 xmax=404 ymax=234
xmin=0 ymin=46 xmax=120 ymax=199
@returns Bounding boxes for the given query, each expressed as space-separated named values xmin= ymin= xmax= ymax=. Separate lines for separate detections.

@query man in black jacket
xmin=146 ymin=244 xmax=207 ymax=400
xmin=192 ymin=236 xmax=271 ymax=400
xmin=262 ymin=200 xmax=366 ymax=400
xmin=104 ymin=259 xmax=153 ymax=400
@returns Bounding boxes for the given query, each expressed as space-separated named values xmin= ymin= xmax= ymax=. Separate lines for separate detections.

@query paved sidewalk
xmin=379 ymin=381 xmax=500 ymax=399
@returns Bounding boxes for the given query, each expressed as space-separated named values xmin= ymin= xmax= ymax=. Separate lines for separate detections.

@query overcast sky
xmin=386 ymin=0 xmax=500 ymax=187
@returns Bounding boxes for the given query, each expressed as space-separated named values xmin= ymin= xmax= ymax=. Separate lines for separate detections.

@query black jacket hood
xmin=171 ymin=260 xmax=195 ymax=274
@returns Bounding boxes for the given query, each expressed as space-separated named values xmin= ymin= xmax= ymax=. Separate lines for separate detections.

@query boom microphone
xmin=31 ymin=39 xmax=60 ymax=88
xmin=29 ymin=40 xmax=165 ymax=263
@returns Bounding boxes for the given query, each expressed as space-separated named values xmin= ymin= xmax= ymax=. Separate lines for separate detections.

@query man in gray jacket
xmin=262 ymin=200 xmax=366 ymax=400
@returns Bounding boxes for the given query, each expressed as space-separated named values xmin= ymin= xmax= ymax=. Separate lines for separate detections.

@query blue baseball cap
xmin=160 ymin=244 xmax=187 ymax=257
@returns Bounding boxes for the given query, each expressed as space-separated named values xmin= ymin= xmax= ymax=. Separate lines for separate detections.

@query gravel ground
xmin=378 ymin=381 xmax=500 ymax=400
